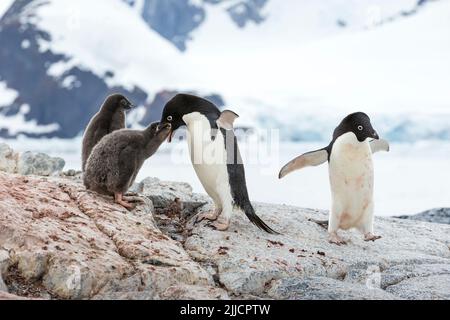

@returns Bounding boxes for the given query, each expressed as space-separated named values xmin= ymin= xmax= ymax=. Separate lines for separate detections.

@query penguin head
xmin=335 ymin=112 xmax=379 ymax=142
xmin=148 ymin=122 xmax=171 ymax=139
xmin=160 ymin=94 xmax=221 ymax=143
xmin=103 ymin=94 xmax=135 ymax=112
xmin=144 ymin=122 xmax=172 ymax=156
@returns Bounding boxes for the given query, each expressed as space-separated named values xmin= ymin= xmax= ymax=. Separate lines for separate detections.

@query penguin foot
xmin=115 ymin=193 xmax=136 ymax=210
xmin=195 ymin=210 xmax=220 ymax=223
xmin=329 ymin=233 xmax=347 ymax=246
xmin=209 ymin=220 xmax=230 ymax=231
xmin=364 ymin=233 xmax=382 ymax=242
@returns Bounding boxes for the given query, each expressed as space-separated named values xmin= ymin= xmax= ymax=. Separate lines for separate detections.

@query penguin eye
xmin=120 ymin=99 xmax=127 ymax=106
xmin=167 ymin=116 xmax=173 ymax=122
xmin=358 ymin=125 xmax=364 ymax=131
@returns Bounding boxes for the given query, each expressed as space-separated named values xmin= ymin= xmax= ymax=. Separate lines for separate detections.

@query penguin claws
xmin=209 ymin=220 xmax=230 ymax=232
xmin=329 ymin=233 xmax=347 ymax=246
xmin=364 ymin=234 xmax=382 ymax=242
xmin=115 ymin=193 xmax=136 ymax=211
xmin=195 ymin=210 xmax=220 ymax=224
xmin=117 ymin=200 xmax=136 ymax=211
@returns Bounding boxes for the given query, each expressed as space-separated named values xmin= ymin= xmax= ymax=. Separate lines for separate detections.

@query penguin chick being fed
xmin=160 ymin=93 xmax=279 ymax=234
xmin=83 ymin=122 xmax=171 ymax=209
xmin=279 ymin=112 xmax=390 ymax=245
xmin=82 ymin=93 xmax=135 ymax=171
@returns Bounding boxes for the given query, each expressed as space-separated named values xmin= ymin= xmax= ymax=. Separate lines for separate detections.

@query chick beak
xmin=167 ymin=129 xmax=174 ymax=143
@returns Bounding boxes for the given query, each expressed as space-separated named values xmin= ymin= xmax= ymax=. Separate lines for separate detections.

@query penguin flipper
xmin=370 ymin=139 xmax=390 ymax=153
xmin=217 ymin=110 xmax=239 ymax=130
xmin=279 ymin=149 xmax=328 ymax=179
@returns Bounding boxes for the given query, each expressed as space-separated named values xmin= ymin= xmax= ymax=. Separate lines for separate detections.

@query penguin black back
xmin=82 ymin=94 xmax=134 ymax=171
xmin=161 ymin=93 xmax=279 ymax=234
xmin=222 ymin=128 xmax=279 ymax=234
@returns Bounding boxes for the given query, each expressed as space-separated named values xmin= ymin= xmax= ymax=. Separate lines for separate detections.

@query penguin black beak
xmin=126 ymin=103 xmax=136 ymax=110
xmin=372 ymin=131 xmax=380 ymax=140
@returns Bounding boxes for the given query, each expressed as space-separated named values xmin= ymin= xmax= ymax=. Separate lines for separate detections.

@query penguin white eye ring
xmin=358 ymin=125 xmax=364 ymax=131
xmin=167 ymin=116 xmax=173 ymax=122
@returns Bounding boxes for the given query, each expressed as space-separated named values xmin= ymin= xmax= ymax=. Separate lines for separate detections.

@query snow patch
xmin=0 ymin=81 xmax=18 ymax=107
xmin=35 ymin=0 xmax=184 ymax=94
xmin=0 ymin=0 xmax=14 ymax=19
xmin=0 ymin=104 xmax=60 ymax=135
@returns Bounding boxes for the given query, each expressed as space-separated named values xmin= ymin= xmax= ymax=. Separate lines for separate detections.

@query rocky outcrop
xmin=0 ymin=172 xmax=220 ymax=300
xmin=397 ymin=208 xmax=450 ymax=225
xmin=0 ymin=170 xmax=449 ymax=300
xmin=0 ymin=143 xmax=65 ymax=176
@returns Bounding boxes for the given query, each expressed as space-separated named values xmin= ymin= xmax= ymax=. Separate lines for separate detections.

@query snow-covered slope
xmin=0 ymin=0 xmax=14 ymax=18
xmin=0 ymin=0 xmax=449 ymax=141
xmin=35 ymin=0 xmax=184 ymax=93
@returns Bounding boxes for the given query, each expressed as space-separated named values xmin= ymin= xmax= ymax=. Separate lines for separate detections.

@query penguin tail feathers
xmin=242 ymin=203 xmax=281 ymax=235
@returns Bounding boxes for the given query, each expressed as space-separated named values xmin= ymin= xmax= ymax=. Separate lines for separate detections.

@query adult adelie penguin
xmin=279 ymin=112 xmax=390 ymax=245
xmin=160 ymin=93 xmax=278 ymax=234
xmin=82 ymin=94 xmax=135 ymax=171
xmin=84 ymin=122 xmax=171 ymax=209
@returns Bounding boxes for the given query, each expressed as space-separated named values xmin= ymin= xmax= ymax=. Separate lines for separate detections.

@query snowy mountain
xmin=0 ymin=0 xmax=449 ymax=141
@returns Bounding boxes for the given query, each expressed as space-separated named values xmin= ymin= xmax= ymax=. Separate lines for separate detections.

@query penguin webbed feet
xmin=328 ymin=232 xmax=347 ymax=246
xmin=195 ymin=209 xmax=220 ymax=224
xmin=115 ymin=193 xmax=137 ymax=211
xmin=364 ymin=233 xmax=382 ymax=242
xmin=208 ymin=220 xmax=230 ymax=232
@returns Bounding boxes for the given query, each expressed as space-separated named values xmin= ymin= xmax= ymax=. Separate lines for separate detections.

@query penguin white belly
xmin=183 ymin=112 xmax=233 ymax=207
xmin=329 ymin=132 xmax=374 ymax=230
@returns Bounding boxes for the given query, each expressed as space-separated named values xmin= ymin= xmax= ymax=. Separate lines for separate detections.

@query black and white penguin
xmin=160 ymin=94 xmax=278 ymax=234
xmin=83 ymin=122 xmax=171 ymax=209
xmin=82 ymin=94 xmax=135 ymax=171
xmin=279 ymin=112 xmax=389 ymax=245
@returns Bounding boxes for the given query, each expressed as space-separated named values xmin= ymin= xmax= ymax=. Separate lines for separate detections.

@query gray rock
xmin=268 ymin=277 xmax=399 ymax=300
xmin=381 ymin=263 xmax=450 ymax=289
xmin=396 ymin=208 xmax=450 ymax=225
xmin=0 ymin=250 xmax=9 ymax=275
xmin=161 ymin=285 xmax=230 ymax=300
xmin=0 ymin=143 xmax=18 ymax=173
xmin=1 ymin=171 xmax=450 ymax=300
xmin=93 ymin=274 xmax=155 ymax=300
xmin=16 ymin=251 xmax=50 ymax=281
xmin=0 ymin=249 xmax=9 ymax=292
xmin=386 ymin=275 xmax=450 ymax=300
xmin=0 ymin=276 xmax=7 ymax=292
xmin=132 ymin=177 xmax=208 ymax=213
xmin=17 ymin=152 xmax=65 ymax=176
xmin=185 ymin=203 xmax=450 ymax=299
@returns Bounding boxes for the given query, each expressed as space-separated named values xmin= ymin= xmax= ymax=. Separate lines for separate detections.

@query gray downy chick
xmin=83 ymin=122 xmax=171 ymax=209
xmin=82 ymin=94 xmax=135 ymax=171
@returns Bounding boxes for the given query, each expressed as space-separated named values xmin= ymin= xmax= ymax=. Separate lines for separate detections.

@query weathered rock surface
xmin=183 ymin=203 xmax=450 ymax=300
xmin=397 ymin=208 xmax=450 ymax=225
xmin=0 ymin=143 xmax=65 ymax=176
xmin=0 ymin=172 xmax=215 ymax=300
xmin=0 ymin=171 xmax=449 ymax=300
